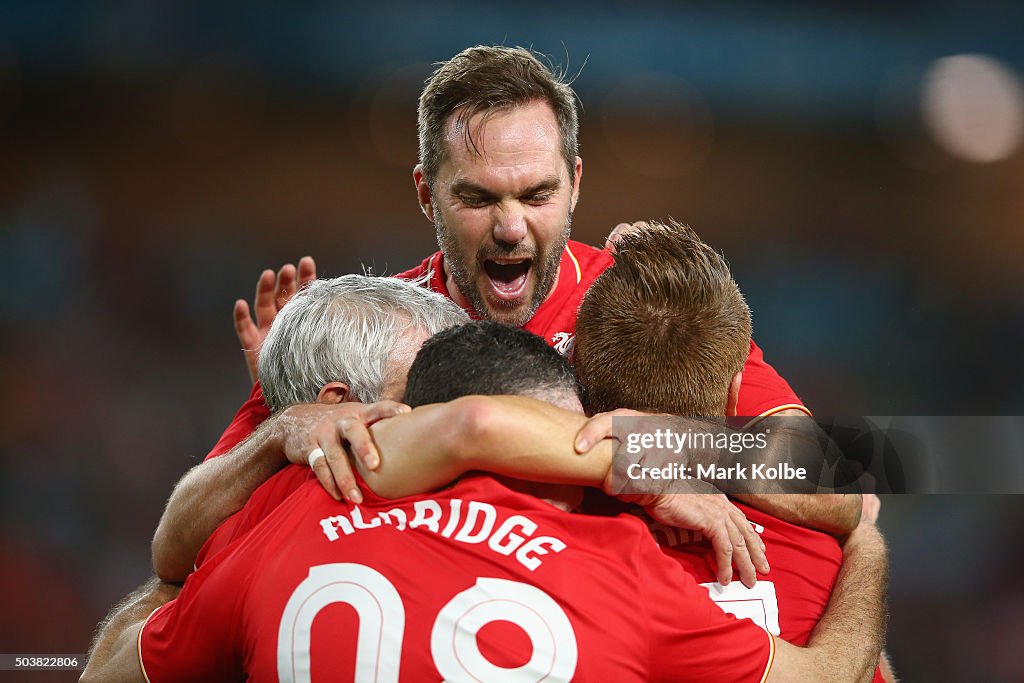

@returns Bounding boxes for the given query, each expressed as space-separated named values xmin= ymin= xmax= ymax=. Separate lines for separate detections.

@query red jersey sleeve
xmin=737 ymin=339 xmax=810 ymax=417
xmin=138 ymin=551 xmax=248 ymax=682
xmin=205 ymin=381 xmax=271 ymax=461
xmin=637 ymin=537 xmax=775 ymax=682
xmin=194 ymin=464 xmax=314 ymax=569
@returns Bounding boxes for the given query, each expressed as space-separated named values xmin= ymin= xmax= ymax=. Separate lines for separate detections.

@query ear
xmin=725 ymin=372 xmax=742 ymax=417
xmin=317 ymin=382 xmax=353 ymax=404
xmin=569 ymin=156 xmax=582 ymax=212
xmin=413 ymin=164 xmax=435 ymax=223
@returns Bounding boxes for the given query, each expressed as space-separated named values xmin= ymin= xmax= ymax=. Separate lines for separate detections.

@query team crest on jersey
xmin=551 ymin=332 xmax=574 ymax=355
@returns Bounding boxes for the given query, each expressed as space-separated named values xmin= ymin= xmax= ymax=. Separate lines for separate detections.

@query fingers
xmin=233 ymin=299 xmax=260 ymax=384
xmin=280 ymin=416 xmax=361 ymax=504
xmin=297 ymin=256 xmax=317 ymax=286
xmin=320 ymin=434 xmax=363 ymax=505
xmin=275 ymin=264 xmax=298 ymax=311
xmin=276 ymin=402 xmax=405 ymax=505
xmin=233 ymin=299 xmax=257 ymax=347
xmin=308 ymin=442 xmax=343 ymax=502
xmin=360 ymin=400 xmax=411 ymax=425
xmin=250 ymin=259 xmax=313 ymax=338
xmin=707 ymin=525 xmax=735 ymax=587
xmin=734 ymin=507 xmax=769 ymax=576
xmin=307 ymin=447 xmax=338 ymax=501
xmin=724 ymin=506 xmax=768 ymax=588
xmin=696 ymin=498 xmax=767 ymax=588
xmin=338 ymin=416 xmax=379 ymax=471
xmin=338 ymin=401 xmax=410 ymax=471
xmin=726 ymin=516 xmax=758 ymax=589
xmin=253 ymin=269 xmax=277 ymax=327
xmin=574 ymin=413 xmax=614 ymax=453
xmin=274 ymin=258 xmax=317 ymax=311
xmin=605 ymin=221 xmax=650 ymax=251
xmin=574 ymin=408 xmax=646 ymax=452
xmin=604 ymin=223 xmax=630 ymax=251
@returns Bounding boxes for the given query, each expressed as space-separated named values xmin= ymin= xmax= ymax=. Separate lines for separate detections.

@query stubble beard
xmin=435 ymin=210 xmax=572 ymax=327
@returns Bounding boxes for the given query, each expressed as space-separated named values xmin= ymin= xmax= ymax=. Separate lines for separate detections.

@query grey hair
xmin=258 ymin=275 xmax=469 ymax=412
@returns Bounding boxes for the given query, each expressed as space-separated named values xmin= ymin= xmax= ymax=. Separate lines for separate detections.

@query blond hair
xmin=575 ymin=220 xmax=752 ymax=416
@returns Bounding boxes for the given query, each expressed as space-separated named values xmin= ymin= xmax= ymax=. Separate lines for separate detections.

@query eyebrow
xmin=448 ymin=175 xmax=563 ymax=199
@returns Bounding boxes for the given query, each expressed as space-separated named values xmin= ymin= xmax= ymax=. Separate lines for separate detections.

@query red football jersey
xmin=205 ymin=241 xmax=806 ymax=462
xmin=143 ymin=475 xmax=774 ymax=682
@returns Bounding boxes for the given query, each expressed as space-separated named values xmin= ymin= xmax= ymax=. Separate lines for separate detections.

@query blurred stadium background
xmin=2 ymin=2 xmax=1023 ymax=680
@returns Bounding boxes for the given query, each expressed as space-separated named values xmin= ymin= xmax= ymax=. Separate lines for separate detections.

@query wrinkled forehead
xmin=442 ymin=101 xmax=565 ymax=168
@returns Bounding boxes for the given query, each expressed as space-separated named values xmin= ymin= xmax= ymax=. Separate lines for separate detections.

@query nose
xmin=492 ymin=201 xmax=528 ymax=246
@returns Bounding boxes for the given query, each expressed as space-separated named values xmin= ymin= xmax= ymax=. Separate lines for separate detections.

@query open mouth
xmin=482 ymin=258 xmax=532 ymax=301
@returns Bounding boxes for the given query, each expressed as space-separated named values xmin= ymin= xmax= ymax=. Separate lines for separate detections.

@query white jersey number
xmin=700 ymin=580 xmax=781 ymax=635
xmin=278 ymin=563 xmax=578 ymax=682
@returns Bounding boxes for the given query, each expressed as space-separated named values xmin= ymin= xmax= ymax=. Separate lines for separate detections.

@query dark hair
xmin=418 ymin=45 xmax=579 ymax=187
xmin=404 ymin=321 xmax=580 ymax=407
xmin=574 ymin=219 xmax=752 ymax=416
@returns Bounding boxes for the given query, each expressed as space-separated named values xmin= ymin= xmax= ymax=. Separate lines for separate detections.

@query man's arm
xmin=731 ymin=493 xmax=861 ymax=536
xmin=767 ymin=519 xmax=888 ymax=682
xmin=361 ymin=399 xmax=860 ymax=534
xmin=80 ymin=576 xmax=180 ymax=683
xmin=359 ymin=395 xmax=767 ymax=586
xmin=734 ymin=408 xmax=861 ymax=535
xmin=358 ymin=395 xmax=610 ymax=498
xmin=152 ymin=419 xmax=288 ymax=583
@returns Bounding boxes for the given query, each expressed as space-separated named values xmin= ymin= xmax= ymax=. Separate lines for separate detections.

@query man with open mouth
xmin=403 ymin=45 xmax=595 ymax=335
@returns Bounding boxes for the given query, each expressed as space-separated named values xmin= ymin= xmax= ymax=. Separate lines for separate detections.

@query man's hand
xmin=272 ymin=400 xmax=409 ymax=503
xmin=573 ymin=408 xmax=658 ymax=453
xmin=233 ymin=256 xmax=317 ymax=384
xmin=860 ymin=493 xmax=881 ymax=526
xmin=627 ymin=490 xmax=770 ymax=588
xmin=604 ymin=221 xmax=650 ymax=252
xmin=576 ymin=409 xmax=768 ymax=586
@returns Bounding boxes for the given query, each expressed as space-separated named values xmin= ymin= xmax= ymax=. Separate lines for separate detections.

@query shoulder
xmin=565 ymin=240 xmax=614 ymax=283
xmin=393 ymin=251 xmax=442 ymax=280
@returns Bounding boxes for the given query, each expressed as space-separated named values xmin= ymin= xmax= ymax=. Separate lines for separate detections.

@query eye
xmin=458 ymin=194 xmax=490 ymax=208
xmin=523 ymin=192 xmax=554 ymax=205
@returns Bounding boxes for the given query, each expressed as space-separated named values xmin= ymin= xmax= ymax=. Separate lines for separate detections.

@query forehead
xmin=380 ymin=323 xmax=435 ymax=401
xmin=440 ymin=101 xmax=566 ymax=184
xmin=387 ymin=324 xmax=433 ymax=375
